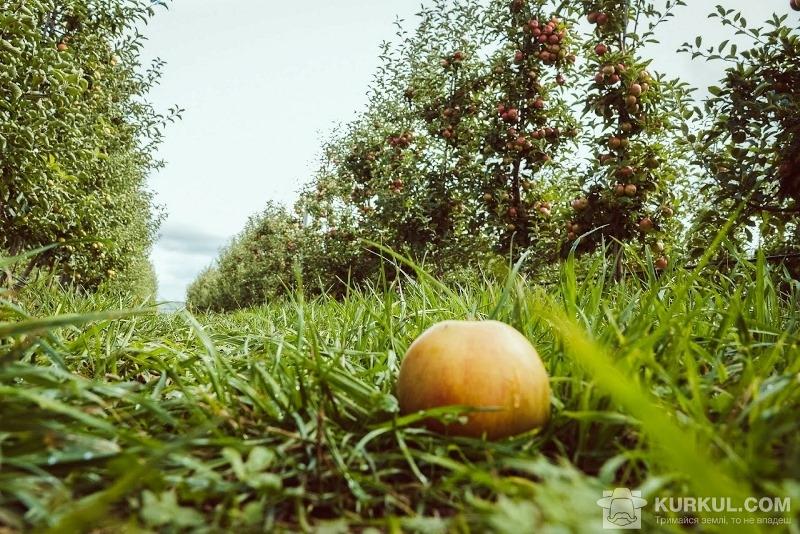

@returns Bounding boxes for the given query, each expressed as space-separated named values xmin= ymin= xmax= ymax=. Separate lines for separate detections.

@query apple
xmin=571 ymin=197 xmax=588 ymax=211
xmin=638 ymin=217 xmax=654 ymax=233
xmin=397 ymin=321 xmax=550 ymax=439
xmin=57 ymin=42 xmax=68 ymax=52
xmin=791 ymin=0 xmax=800 ymax=11
xmin=483 ymin=193 xmax=493 ymax=201
xmin=629 ymin=83 xmax=642 ymax=96
xmin=533 ymin=98 xmax=545 ymax=110
xmin=661 ymin=206 xmax=674 ymax=218
xmin=616 ymin=165 xmax=634 ymax=179
xmin=453 ymin=50 xmax=465 ymax=62
xmin=596 ymin=13 xmax=609 ymax=25
xmin=587 ymin=12 xmax=599 ymax=23
xmin=608 ymin=136 xmax=622 ymax=150
xmin=614 ymin=184 xmax=625 ymax=196
xmin=595 ymin=43 xmax=608 ymax=56
xmin=655 ymin=256 xmax=669 ymax=270
xmin=515 ymin=50 xmax=525 ymax=62
xmin=508 ymin=207 xmax=518 ymax=218
xmin=624 ymin=184 xmax=637 ymax=197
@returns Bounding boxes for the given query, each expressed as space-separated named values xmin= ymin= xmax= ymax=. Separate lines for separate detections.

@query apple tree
xmin=186 ymin=203 xmax=315 ymax=312
xmin=298 ymin=0 xmax=583 ymax=276
xmin=566 ymin=0 xmax=692 ymax=272
xmin=0 ymin=0 xmax=177 ymax=294
xmin=682 ymin=5 xmax=800 ymax=260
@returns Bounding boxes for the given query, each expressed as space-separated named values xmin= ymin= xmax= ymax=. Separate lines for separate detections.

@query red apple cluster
xmin=587 ymin=11 xmax=610 ymax=26
xmin=497 ymin=104 xmax=519 ymax=124
xmin=440 ymin=50 xmax=465 ymax=69
xmin=593 ymin=63 xmax=625 ymax=86
xmin=565 ymin=220 xmax=582 ymax=241
xmin=524 ymin=16 xmax=570 ymax=66
xmin=533 ymin=200 xmax=552 ymax=217
xmin=387 ymin=131 xmax=413 ymax=149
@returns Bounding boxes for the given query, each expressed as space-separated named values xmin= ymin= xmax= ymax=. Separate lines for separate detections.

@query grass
xmin=1 ymin=252 xmax=799 ymax=532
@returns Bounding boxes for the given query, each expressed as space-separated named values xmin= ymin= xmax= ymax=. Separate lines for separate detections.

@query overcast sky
xmin=142 ymin=1 xmax=780 ymax=302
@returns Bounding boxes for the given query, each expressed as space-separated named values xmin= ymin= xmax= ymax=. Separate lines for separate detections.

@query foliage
xmin=2 ymin=251 xmax=799 ymax=531
xmin=204 ymin=0 xmax=704 ymax=309
xmin=186 ymin=202 xmax=321 ymax=312
xmin=682 ymin=6 xmax=800 ymax=257
xmin=298 ymin=0 xmax=583 ymax=271
xmin=567 ymin=0 xmax=693 ymax=271
xmin=0 ymin=0 xmax=177 ymax=292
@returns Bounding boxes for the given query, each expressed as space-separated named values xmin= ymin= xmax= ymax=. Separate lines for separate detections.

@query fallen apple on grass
xmin=396 ymin=320 xmax=550 ymax=439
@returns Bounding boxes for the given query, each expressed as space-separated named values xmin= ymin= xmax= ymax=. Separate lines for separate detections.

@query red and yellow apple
xmin=396 ymin=320 xmax=551 ymax=439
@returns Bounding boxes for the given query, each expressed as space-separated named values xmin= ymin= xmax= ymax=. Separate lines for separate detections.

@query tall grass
xmin=0 ymin=252 xmax=798 ymax=532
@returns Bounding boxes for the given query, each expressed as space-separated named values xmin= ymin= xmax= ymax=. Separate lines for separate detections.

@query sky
xmin=141 ymin=1 xmax=778 ymax=303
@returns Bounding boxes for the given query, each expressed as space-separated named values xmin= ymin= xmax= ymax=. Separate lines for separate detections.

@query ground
xmin=0 ymin=254 xmax=798 ymax=532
